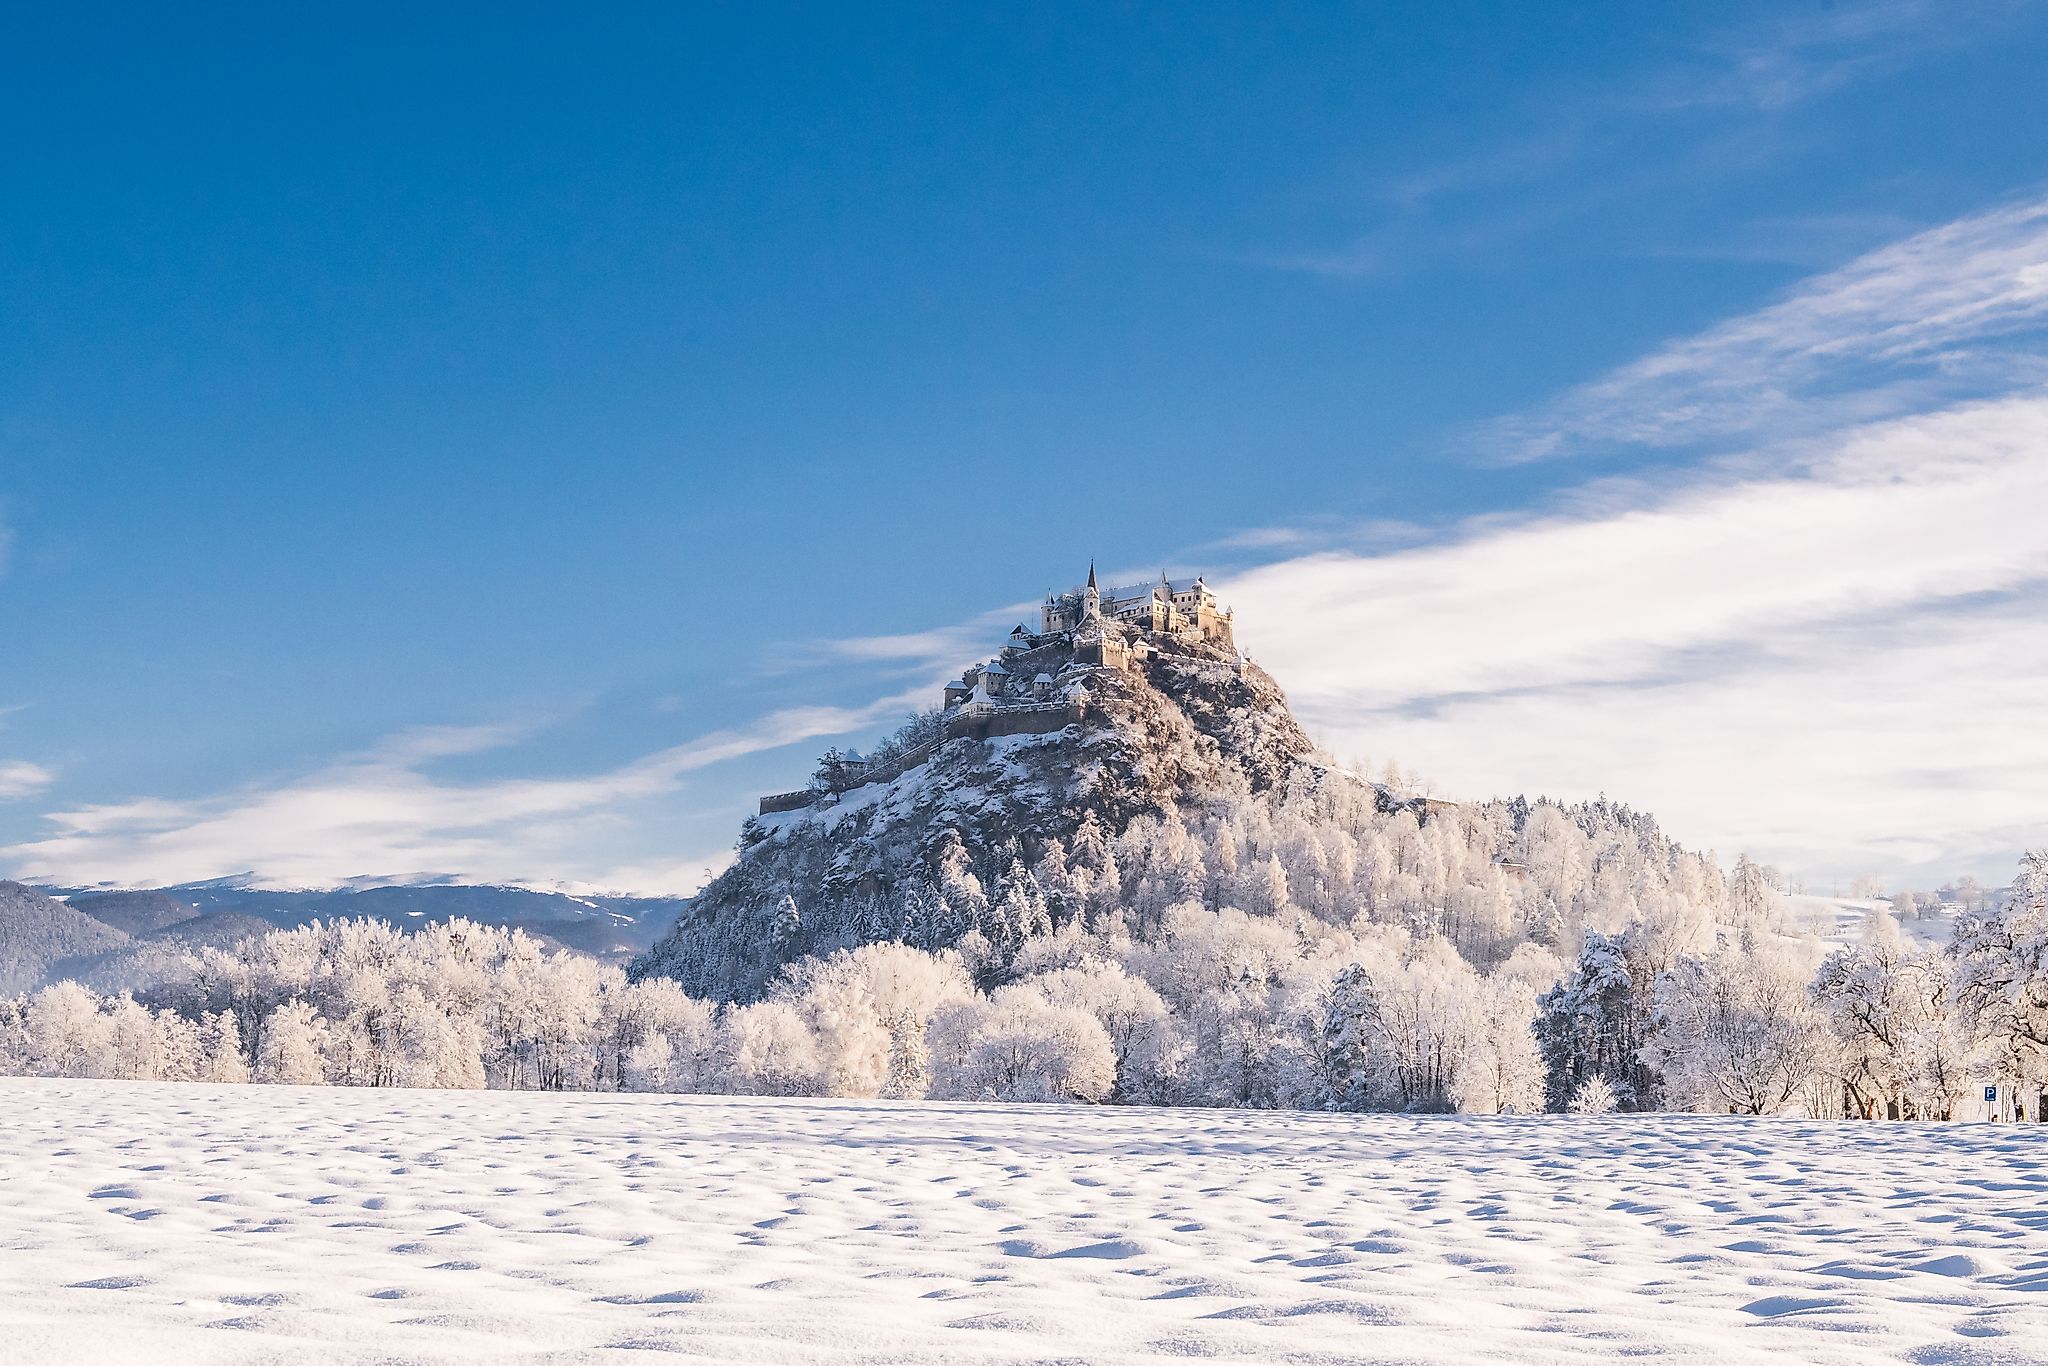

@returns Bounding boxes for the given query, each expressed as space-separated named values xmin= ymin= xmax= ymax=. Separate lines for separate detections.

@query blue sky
xmin=4 ymin=2 xmax=2046 ymax=893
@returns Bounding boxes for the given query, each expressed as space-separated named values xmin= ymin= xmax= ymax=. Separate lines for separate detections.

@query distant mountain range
xmin=0 ymin=879 xmax=692 ymax=996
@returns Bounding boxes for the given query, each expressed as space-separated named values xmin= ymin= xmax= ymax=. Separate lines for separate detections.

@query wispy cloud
xmin=1254 ymin=1 xmax=2025 ymax=281
xmin=0 ymin=699 xmax=50 ymax=801
xmin=365 ymin=721 xmax=544 ymax=764
xmin=822 ymin=602 xmax=1033 ymax=669
xmin=1199 ymin=518 xmax=1435 ymax=559
xmin=1483 ymin=194 xmax=2048 ymax=461
xmin=1648 ymin=0 xmax=1955 ymax=113
xmin=0 ymin=761 xmax=52 ymax=801
xmin=2 ymin=690 xmax=929 ymax=894
xmin=1234 ymin=396 xmax=2048 ymax=709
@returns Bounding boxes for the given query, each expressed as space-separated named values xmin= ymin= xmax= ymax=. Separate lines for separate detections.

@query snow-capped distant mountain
xmin=9 ymin=879 xmax=692 ymax=992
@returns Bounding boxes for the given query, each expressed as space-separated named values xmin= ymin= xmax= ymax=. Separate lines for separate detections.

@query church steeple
xmin=1087 ymin=560 xmax=1097 ymax=590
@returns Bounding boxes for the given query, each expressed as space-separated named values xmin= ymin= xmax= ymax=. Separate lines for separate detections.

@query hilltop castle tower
xmin=1042 ymin=565 xmax=1234 ymax=648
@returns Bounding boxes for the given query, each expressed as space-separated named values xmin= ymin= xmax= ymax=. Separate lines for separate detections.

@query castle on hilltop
xmin=757 ymin=564 xmax=1240 ymax=816
xmin=945 ymin=563 xmax=1236 ymax=706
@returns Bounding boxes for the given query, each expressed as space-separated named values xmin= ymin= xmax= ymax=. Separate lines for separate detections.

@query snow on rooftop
xmin=1097 ymin=576 xmax=1208 ymax=602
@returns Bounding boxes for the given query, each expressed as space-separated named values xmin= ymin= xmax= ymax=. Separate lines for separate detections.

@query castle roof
xmin=1049 ymin=567 xmax=1224 ymax=619
xmin=1080 ymin=575 xmax=1210 ymax=602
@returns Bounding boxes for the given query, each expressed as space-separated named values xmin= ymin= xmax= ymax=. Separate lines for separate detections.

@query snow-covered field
xmin=1784 ymin=894 xmax=1962 ymax=950
xmin=2 ymin=1080 xmax=2044 ymax=1364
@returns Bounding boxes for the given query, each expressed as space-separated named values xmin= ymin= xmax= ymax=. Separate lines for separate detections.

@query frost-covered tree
xmin=0 ymin=996 xmax=28 ymax=1074
xmin=1949 ymin=850 xmax=2048 ymax=1096
xmin=1648 ymin=944 xmax=1824 ymax=1115
xmin=715 ymin=1000 xmax=818 ymax=1097
xmin=1032 ymin=839 xmax=1079 ymax=929
xmin=1453 ymin=976 xmax=1546 ymax=1115
xmin=107 ymin=995 xmax=177 ymax=1080
xmin=774 ymin=954 xmax=889 ymax=1098
xmin=1811 ymin=915 xmax=1917 ymax=1118
xmin=257 ymin=1000 xmax=328 ymax=1084
xmin=25 ymin=982 xmax=112 ymax=1078
xmin=199 ymin=1011 xmax=250 ymax=1084
xmin=1568 ymin=1073 xmax=1618 ymax=1115
xmin=926 ymin=988 xmax=1115 ymax=1103
xmin=1519 ymin=804 xmax=1590 ymax=926
xmin=1726 ymin=855 xmax=1784 ymax=938
xmin=1257 ymin=854 xmax=1291 ymax=917
xmin=982 ymin=859 xmax=1052 ymax=965
xmin=1373 ymin=939 xmax=1478 ymax=1112
xmin=933 ymin=829 xmax=990 ymax=927
xmin=1019 ymin=960 xmax=1181 ymax=1103
xmin=1900 ymin=951 xmax=1974 ymax=1121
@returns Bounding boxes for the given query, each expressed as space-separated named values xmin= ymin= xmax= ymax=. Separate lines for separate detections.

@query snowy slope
xmin=0 ymin=882 xmax=129 ymax=996
xmin=1783 ymin=894 xmax=1964 ymax=951
xmin=3 ymin=1079 xmax=2044 ymax=1364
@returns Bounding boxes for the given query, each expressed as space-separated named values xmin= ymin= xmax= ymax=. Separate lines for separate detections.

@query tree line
xmin=5 ymin=847 xmax=2043 ymax=1117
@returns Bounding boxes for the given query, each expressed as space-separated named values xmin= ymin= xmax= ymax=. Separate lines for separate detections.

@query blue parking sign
xmin=1985 ymin=1085 xmax=1998 ymax=1103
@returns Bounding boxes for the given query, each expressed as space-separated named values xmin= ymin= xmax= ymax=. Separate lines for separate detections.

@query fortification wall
xmin=949 ymin=702 xmax=1081 ymax=741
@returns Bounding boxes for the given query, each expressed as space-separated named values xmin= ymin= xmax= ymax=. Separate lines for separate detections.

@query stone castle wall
xmin=949 ymin=701 xmax=1082 ymax=741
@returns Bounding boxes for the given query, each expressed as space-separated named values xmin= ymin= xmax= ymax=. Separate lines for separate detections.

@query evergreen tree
xmin=1317 ymin=963 xmax=1381 ymax=1110
xmin=1536 ymin=932 xmax=1661 ymax=1112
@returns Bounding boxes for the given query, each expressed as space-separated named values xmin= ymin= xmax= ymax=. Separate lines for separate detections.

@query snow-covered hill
xmin=0 ymin=882 xmax=129 ymax=996
xmin=633 ymin=622 xmax=1382 ymax=999
xmin=4 ymin=1077 xmax=2043 ymax=1364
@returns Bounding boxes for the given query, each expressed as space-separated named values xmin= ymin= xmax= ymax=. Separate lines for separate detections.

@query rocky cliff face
xmin=632 ymin=626 xmax=1322 ymax=1000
